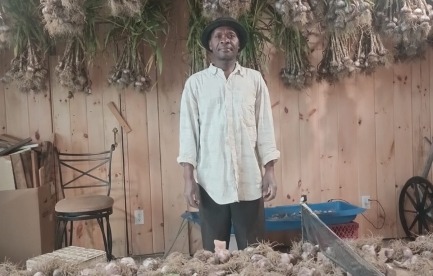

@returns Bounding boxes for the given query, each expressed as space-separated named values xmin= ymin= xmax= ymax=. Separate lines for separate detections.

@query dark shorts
xmin=198 ymin=185 xmax=264 ymax=251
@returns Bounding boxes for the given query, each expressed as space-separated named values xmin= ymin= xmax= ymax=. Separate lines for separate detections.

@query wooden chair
xmin=55 ymin=144 xmax=116 ymax=261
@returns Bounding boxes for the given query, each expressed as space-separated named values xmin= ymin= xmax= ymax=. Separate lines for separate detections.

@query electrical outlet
xmin=134 ymin=209 xmax=144 ymax=225
xmin=361 ymin=196 xmax=371 ymax=209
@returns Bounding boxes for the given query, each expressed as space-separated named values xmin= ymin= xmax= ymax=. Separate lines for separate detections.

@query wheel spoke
xmin=409 ymin=215 xmax=419 ymax=231
xmin=421 ymin=185 xmax=429 ymax=206
xmin=421 ymin=216 xmax=430 ymax=233
xmin=414 ymin=183 xmax=420 ymax=205
xmin=405 ymin=191 xmax=417 ymax=208
xmin=403 ymin=209 xmax=417 ymax=213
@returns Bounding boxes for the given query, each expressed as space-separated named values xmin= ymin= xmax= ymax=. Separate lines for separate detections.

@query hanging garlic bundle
xmin=2 ymin=39 xmax=48 ymax=93
xmin=279 ymin=28 xmax=314 ymax=90
xmin=0 ymin=7 xmax=11 ymax=49
xmin=375 ymin=0 xmax=433 ymax=60
xmin=274 ymin=0 xmax=314 ymax=30
xmin=202 ymin=0 xmax=252 ymax=20
xmin=106 ymin=0 xmax=168 ymax=92
xmin=0 ymin=24 xmax=10 ymax=49
xmin=40 ymin=0 xmax=86 ymax=37
xmin=109 ymin=0 xmax=147 ymax=17
xmin=107 ymin=38 xmax=151 ymax=91
xmin=187 ymin=0 xmax=208 ymax=75
xmin=55 ymin=38 xmax=91 ymax=93
xmin=50 ymin=0 xmax=101 ymax=94
xmin=353 ymin=28 xmax=389 ymax=74
xmin=0 ymin=0 xmax=49 ymax=93
xmin=317 ymin=32 xmax=355 ymax=83
xmin=271 ymin=4 xmax=314 ymax=90
xmin=310 ymin=0 xmax=373 ymax=33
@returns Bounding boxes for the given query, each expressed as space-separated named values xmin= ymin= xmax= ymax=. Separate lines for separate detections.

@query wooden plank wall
xmin=2 ymin=1 xmax=433 ymax=256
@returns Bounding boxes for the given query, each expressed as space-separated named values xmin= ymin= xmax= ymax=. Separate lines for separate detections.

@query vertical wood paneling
xmin=69 ymin=93 xmax=91 ymax=248
xmin=375 ymin=67 xmax=397 ymax=238
xmin=279 ymin=77 xmax=301 ymax=206
xmin=121 ymin=90 xmax=133 ymax=255
xmin=146 ymin=83 xmax=165 ymax=253
xmin=124 ymin=89 xmax=153 ymax=254
xmin=299 ymin=85 xmax=320 ymax=202
xmin=4 ymin=84 xmax=30 ymax=139
xmin=50 ymin=55 xmax=73 ymax=206
xmin=412 ymin=56 xmax=431 ymax=177
xmin=353 ymin=73 xmax=377 ymax=236
xmin=90 ymin=41 xmax=127 ymax=257
xmin=393 ymin=63 xmax=413 ymax=238
xmin=265 ymin=48 xmax=284 ymax=206
xmin=430 ymin=50 xmax=433 ymax=190
xmin=102 ymin=92 xmax=126 ymax=258
xmin=27 ymin=90 xmax=52 ymax=143
xmin=337 ymin=78 xmax=358 ymax=205
xmin=159 ymin=0 xmax=190 ymax=254
xmin=318 ymin=83 xmax=338 ymax=202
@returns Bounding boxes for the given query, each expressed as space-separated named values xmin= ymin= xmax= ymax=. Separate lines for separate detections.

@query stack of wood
xmin=0 ymin=134 xmax=55 ymax=191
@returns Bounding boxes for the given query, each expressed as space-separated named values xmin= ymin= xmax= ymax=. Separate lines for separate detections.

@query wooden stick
xmin=107 ymin=102 xmax=132 ymax=133
xmin=31 ymin=150 xmax=40 ymax=188
xmin=0 ymin=137 xmax=32 ymax=156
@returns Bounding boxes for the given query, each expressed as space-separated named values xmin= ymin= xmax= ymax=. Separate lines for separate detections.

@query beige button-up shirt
xmin=177 ymin=63 xmax=280 ymax=204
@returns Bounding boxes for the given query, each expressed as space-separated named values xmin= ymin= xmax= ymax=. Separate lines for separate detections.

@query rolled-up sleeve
xmin=177 ymin=78 xmax=200 ymax=168
xmin=255 ymin=74 xmax=280 ymax=167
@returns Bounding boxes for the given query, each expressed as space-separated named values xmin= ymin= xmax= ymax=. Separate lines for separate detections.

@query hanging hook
xmin=113 ymin=127 xmax=118 ymax=148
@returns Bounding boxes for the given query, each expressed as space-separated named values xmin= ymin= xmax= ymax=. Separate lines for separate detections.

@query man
xmin=177 ymin=17 xmax=280 ymax=251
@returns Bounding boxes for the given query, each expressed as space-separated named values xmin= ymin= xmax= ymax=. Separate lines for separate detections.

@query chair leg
xmin=55 ymin=219 xmax=66 ymax=250
xmin=69 ymin=221 xmax=74 ymax=246
xmin=97 ymin=216 xmax=113 ymax=261
xmin=106 ymin=216 xmax=113 ymax=261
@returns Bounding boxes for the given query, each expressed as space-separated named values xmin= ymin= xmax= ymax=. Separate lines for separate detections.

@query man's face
xmin=208 ymin=26 xmax=240 ymax=61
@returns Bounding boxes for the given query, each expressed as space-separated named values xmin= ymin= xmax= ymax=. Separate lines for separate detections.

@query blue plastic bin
xmin=181 ymin=201 xmax=365 ymax=232
xmin=265 ymin=201 xmax=366 ymax=231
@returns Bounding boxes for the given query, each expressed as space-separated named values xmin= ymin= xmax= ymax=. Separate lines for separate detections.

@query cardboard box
xmin=0 ymin=184 xmax=56 ymax=265
xmin=0 ymin=156 xmax=15 ymax=191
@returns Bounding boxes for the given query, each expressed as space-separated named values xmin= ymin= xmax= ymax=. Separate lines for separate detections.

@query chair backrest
xmin=56 ymin=145 xmax=116 ymax=198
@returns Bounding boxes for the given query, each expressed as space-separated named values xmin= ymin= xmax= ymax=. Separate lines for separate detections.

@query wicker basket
xmin=329 ymin=221 xmax=359 ymax=239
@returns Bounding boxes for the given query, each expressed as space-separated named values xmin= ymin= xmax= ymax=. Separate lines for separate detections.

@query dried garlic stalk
xmin=274 ymin=0 xmax=314 ymax=30
xmin=317 ymin=32 xmax=355 ymax=83
xmin=109 ymin=0 xmax=148 ymax=17
xmin=376 ymin=0 xmax=433 ymax=60
xmin=55 ymin=38 xmax=91 ymax=93
xmin=202 ymin=0 xmax=252 ymax=20
xmin=41 ymin=0 xmax=86 ymax=37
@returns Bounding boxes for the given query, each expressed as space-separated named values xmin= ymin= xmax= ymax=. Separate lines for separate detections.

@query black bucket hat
xmin=200 ymin=17 xmax=248 ymax=52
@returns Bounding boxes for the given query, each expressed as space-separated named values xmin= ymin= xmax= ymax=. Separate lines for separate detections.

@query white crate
xmin=26 ymin=246 xmax=106 ymax=271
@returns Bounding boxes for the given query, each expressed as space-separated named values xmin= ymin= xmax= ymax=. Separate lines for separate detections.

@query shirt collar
xmin=208 ymin=62 xmax=245 ymax=77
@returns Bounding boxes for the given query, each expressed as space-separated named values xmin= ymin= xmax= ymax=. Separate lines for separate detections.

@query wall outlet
xmin=361 ymin=196 xmax=371 ymax=209
xmin=134 ymin=209 xmax=144 ymax=225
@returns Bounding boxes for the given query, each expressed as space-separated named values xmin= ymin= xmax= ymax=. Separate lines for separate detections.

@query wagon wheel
xmin=399 ymin=176 xmax=433 ymax=237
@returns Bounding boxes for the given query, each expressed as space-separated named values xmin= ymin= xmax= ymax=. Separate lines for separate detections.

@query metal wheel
xmin=399 ymin=176 xmax=433 ymax=237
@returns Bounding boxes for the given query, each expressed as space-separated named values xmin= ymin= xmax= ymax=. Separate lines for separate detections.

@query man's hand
xmin=262 ymin=161 xmax=277 ymax=201
xmin=183 ymin=163 xmax=200 ymax=208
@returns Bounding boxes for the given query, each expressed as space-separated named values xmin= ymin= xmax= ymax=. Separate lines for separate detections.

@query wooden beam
xmin=107 ymin=101 xmax=132 ymax=133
